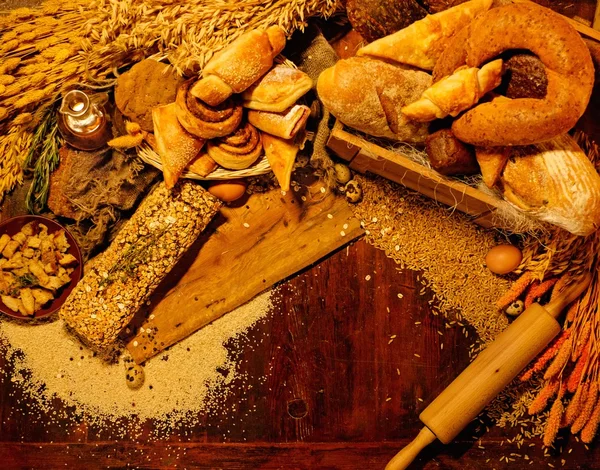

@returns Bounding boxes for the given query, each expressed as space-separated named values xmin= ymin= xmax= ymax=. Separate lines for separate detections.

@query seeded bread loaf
xmin=60 ymin=181 xmax=221 ymax=350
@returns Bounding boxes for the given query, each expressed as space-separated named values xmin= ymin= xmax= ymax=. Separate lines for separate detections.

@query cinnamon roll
xmin=175 ymin=79 xmax=243 ymax=140
xmin=206 ymin=122 xmax=263 ymax=170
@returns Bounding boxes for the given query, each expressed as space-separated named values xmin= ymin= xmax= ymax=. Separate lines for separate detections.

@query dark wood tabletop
xmin=1 ymin=184 xmax=600 ymax=469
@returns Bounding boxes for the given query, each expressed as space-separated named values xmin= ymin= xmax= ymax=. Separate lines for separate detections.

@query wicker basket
xmin=137 ymin=144 xmax=272 ymax=181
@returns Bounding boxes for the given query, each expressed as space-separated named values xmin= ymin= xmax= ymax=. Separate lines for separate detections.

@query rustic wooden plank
xmin=594 ymin=0 xmax=600 ymax=30
xmin=329 ymin=125 xmax=501 ymax=217
xmin=0 ymin=439 xmax=590 ymax=470
xmin=126 ymin=179 xmax=363 ymax=363
xmin=327 ymin=120 xmax=360 ymax=162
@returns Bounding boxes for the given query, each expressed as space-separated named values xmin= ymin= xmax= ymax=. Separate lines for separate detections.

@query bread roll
xmin=502 ymin=54 xmax=547 ymax=99
xmin=426 ymin=129 xmax=478 ymax=175
xmin=191 ymin=26 xmax=286 ymax=106
xmin=356 ymin=0 xmax=493 ymax=70
xmin=316 ymin=57 xmax=431 ymax=142
xmin=500 ymin=134 xmax=600 ymax=236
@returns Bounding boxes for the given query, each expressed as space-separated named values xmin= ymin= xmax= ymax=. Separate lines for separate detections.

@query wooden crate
xmin=326 ymin=120 xmax=504 ymax=229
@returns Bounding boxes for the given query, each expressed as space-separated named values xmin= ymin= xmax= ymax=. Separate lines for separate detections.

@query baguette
xmin=356 ymin=0 xmax=493 ymax=70
xmin=316 ymin=57 xmax=431 ymax=142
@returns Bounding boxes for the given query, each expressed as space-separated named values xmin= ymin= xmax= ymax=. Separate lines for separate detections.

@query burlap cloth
xmin=48 ymin=146 xmax=159 ymax=258
xmin=287 ymin=24 xmax=340 ymax=187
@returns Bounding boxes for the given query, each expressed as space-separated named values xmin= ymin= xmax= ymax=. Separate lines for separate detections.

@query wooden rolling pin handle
xmin=385 ymin=427 xmax=437 ymax=470
xmin=545 ymin=272 xmax=592 ymax=319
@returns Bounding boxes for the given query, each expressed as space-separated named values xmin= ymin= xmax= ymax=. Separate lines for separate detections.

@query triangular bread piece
xmin=152 ymin=103 xmax=206 ymax=189
xmin=188 ymin=150 xmax=218 ymax=177
xmin=475 ymin=146 xmax=510 ymax=189
xmin=357 ymin=0 xmax=493 ymax=70
xmin=262 ymin=132 xmax=300 ymax=192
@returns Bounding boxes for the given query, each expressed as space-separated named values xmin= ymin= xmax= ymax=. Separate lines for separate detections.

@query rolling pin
xmin=386 ymin=273 xmax=592 ymax=470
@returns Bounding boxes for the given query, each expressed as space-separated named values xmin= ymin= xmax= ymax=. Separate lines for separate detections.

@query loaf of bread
xmin=346 ymin=0 xmax=427 ymax=42
xmin=316 ymin=57 xmax=431 ymax=142
xmin=191 ymin=26 xmax=286 ymax=106
xmin=500 ymin=134 xmax=600 ymax=236
xmin=426 ymin=129 xmax=478 ymax=175
xmin=60 ymin=181 xmax=221 ymax=351
xmin=356 ymin=0 xmax=493 ymax=70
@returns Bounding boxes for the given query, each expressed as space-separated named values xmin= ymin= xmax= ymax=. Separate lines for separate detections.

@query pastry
xmin=499 ymin=134 xmax=600 ymax=236
xmin=475 ymin=146 xmax=510 ymax=189
xmin=346 ymin=0 xmax=427 ymax=43
xmin=152 ymin=103 xmax=205 ymax=189
xmin=190 ymin=26 xmax=286 ymax=106
xmin=432 ymin=2 xmax=594 ymax=146
xmin=402 ymin=59 xmax=504 ymax=122
xmin=316 ymin=56 xmax=431 ymax=142
xmin=206 ymin=122 xmax=263 ymax=170
xmin=187 ymin=150 xmax=218 ymax=177
xmin=248 ymin=105 xmax=310 ymax=140
xmin=425 ymin=129 xmax=478 ymax=175
xmin=175 ymin=79 xmax=243 ymax=140
xmin=356 ymin=0 xmax=493 ymax=70
xmin=242 ymin=65 xmax=313 ymax=112
xmin=262 ymin=133 xmax=301 ymax=192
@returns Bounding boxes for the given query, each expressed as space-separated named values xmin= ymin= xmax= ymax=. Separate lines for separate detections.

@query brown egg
xmin=485 ymin=244 xmax=523 ymax=275
xmin=208 ymin=180 xmax=247 ymax=202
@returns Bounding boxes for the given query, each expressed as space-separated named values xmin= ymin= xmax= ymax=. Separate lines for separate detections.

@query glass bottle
xmin=57 ymin=90 xmax=112 ymax=151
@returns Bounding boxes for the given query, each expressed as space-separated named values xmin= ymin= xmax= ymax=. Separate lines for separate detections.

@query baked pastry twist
xmin=432 ymin=2 xmax=594 ymax=146
xmin=175 ymin=79 xmax=243 ymax=140
xmin=402 ymin=59 xmax=504 ymax=122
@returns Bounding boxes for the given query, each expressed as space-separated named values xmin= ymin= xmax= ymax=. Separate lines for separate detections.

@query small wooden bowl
xmin=0 ymin=215 xmax=83 ymax=321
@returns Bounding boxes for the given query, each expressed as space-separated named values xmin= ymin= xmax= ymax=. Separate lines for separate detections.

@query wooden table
xmin=1 ymin=188 xmax=599 ymax=469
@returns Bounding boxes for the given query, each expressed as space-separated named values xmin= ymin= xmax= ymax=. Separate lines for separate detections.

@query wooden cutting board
xmin=126 ymin=176 xmax=363 ymax=363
